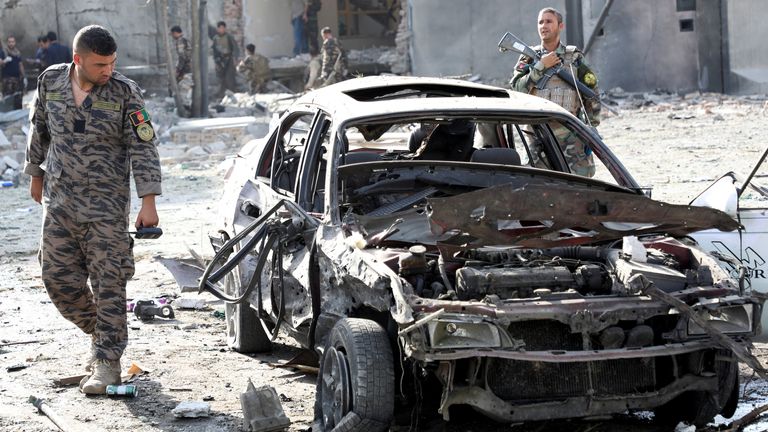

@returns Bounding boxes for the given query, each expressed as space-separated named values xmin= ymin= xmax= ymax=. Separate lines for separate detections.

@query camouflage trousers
xmin=2 ymin=77 xmax=22 ymax=109
xmin=247 ymin=76 xmax=268 ymax=94
xmin=553 ymin=124 xmax=596 ymax=178
xmin=39 ymin=210 xmax=134 ymax=361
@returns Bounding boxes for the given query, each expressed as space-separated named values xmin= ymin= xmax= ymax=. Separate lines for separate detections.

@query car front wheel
xmin=224 ymin=265 xmax=272 ymax=353
xmin=315 ymin=318 xmax=394 ymax=432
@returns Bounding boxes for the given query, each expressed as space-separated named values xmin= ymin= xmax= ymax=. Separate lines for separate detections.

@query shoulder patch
xmin=136 ymin=122 xmax=155 ymax=141
xmin=129 ymin=108 xmax=151 ymax=126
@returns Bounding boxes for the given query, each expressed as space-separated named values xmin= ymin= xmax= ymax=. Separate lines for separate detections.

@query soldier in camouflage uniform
xmin=23 ymin=25 xmax=162 ymax=395
xmin=318 ymin=27 xmax=348 ymax=87
xmin=510 ymin=7 xmax=600 ymax=177
xmin=211 ymin=21 xmax=239 ymax=97
xmin=1 ymin=36 xmax=26 ymax=109
xmin=171 ymin=26 xmax=193 ymax=108
xmin=236 ymin=43 xmax=270 ymax=94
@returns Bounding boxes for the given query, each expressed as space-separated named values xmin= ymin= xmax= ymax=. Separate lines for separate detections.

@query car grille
xmin=509 ymin=320 xmax=584 ymax=351
xmin=487 ymin=358 xmax=657 ymax=401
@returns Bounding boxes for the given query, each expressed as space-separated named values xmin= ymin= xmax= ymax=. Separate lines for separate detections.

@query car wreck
xmin=199 ymin=76 xmax=764 ymax=430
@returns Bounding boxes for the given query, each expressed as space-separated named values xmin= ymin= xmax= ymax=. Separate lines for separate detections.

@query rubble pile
xmin=604 ymin=87 xmax=768 ymax=120
xmin=0 ymin=107 xmax=31 ymax=189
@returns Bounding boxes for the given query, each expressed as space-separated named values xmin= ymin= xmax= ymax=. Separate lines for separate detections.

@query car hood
xmin=426 ymin=182 xmax=740 ymax=249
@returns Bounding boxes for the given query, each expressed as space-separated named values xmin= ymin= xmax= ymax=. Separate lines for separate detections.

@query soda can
xmin=106 ymin=384 xmax=138 ymax=397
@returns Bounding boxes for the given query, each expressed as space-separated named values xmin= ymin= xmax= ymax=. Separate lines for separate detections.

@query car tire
xmin=315 ymin=318 xmax=394 ymax=432
xmin=224 ymin=267 xmax=272 ymax=353
xmin=654 ymin=351 xmax=739 ymax=428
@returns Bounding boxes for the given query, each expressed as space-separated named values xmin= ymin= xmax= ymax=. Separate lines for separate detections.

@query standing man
xmin=510 ymin=7 xmax=600 ymax=177
xmin=24 ymin=25 xmax=162 ymax=395
xmin=44 ymin=31 xmax=73 ymax=66
xmin=170 ymin=25 xmax=193 ymax=108
xmin=318 ymin=27 xmax=347 ymax=87
xmin=305 ymin=0 xmax=322 ymax=53
xmin=236 ymin=43 xmax=270 ymax=94
xmin=211 ymin=21 xmax=239 ymax=97
xmin=1 ymin=36 xmax=26 ymax=109
xmin=291 ymin=0 xmax=308 ymax=56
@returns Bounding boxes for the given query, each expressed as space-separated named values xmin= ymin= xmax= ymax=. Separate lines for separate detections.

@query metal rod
xmin=28 ymin=396 xmax=76 ymax=432
xmin=738 ymin=145 xmax=768 ymax=198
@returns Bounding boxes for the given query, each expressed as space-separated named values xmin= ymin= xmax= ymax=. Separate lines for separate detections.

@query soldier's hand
xmin=135 ymin=195 xmax=159 ymax=229
xmin=541 ymin=51 xmax=561 ymax=69
xmin=30 ymin=176 xmax=43 ymax=203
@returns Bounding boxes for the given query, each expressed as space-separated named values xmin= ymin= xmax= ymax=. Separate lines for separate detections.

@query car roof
xmin=295 ymin=75 xmax=574 ymax=121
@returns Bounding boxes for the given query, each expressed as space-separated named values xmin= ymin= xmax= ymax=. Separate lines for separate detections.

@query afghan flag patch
xmin=129 ymin=108 xmax=151 ymax=126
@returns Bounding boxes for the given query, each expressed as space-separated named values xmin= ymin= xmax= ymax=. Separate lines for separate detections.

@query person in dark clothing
xmin=44 ymin=31 xmax=72 ymax=66
xmin=0 ymin=36 xmax=26 ymax=109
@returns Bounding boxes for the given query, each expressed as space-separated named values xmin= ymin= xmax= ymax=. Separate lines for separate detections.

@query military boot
xmin=85 ymin=334 xmax=97 ymax=372
xmin=80 ymin=359 xmax=121 ymax=394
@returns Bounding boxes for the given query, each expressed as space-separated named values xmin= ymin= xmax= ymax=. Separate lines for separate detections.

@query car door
xmin=228 ymin=110 xmax=324 ymax=345
xmin=690 ymin=147 xmax=768 ymax=338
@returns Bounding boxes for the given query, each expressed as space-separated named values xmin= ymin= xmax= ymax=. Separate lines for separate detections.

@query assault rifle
xmin=498 ymin=32 xmax=617 ymax=115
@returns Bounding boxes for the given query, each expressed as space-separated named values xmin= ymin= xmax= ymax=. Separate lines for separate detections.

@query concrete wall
xmin=583 ymin=0 xmax=700 ymax=93
xmin=243 ymin=0 xmax=338 ymax=57
xmin=410 ymin=0 xmax=567 ymax=83
xmin=725 ymin=0 xmax=768 ymax=94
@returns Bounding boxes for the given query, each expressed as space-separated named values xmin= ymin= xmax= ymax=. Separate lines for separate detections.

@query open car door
xmin=690 ymin=146 xmax=768 ymax=339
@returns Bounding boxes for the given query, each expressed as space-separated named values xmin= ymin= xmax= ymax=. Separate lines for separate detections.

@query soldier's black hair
xmin=246 ymin=43 xmax=255 ymax=54
xmin=73 ymin=25 xmax=117 ymax=56
xmin=46 ymin=31 xmax=58 ymax=41
xmin=217 ymin=21 xmax=227 ymax=28
xmin=38 ymin=35 xmax=48 ymax=43
xmin=170 ymin=25 xmax=183 ymax=34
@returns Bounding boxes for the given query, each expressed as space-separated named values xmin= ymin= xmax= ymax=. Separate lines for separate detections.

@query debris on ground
xmin=240 ymin=380 xmax=291 ymax=432
xmin=171 ymin=400 xmax=211 ymax=418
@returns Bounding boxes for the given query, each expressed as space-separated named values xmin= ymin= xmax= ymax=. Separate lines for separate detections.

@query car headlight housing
xmin=687 ymin=304 xmax=754 ymax=335
xmin=427 ymin=319 xmax=501 ymax=349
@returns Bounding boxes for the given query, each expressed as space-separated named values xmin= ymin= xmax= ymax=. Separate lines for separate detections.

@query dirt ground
xmin=2 ymin=92 xmax=768 ymax=432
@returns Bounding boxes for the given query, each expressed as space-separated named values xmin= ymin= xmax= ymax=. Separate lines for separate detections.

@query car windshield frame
xmin=325 ymin=110 xmax=641 ymax=224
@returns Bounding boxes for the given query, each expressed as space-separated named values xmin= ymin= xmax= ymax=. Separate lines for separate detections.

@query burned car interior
xmin=200 ymin=77 xmax=765 ymax=431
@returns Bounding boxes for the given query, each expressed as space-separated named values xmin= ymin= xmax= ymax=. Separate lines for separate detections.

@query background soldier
xmin=305 ymin=0 xmax=322 ymax=53
xmin=211 ymin=21 xmax=239 ymax=97
xmin=318 ymin=26 xmax=347 ymax=87
xmin=1 ymin=36 xmax=26 ymax=109
xmin=44 ymin=31 xmax=72 ymax=66
xmin=236 ymin=43 xmax=270 ymax=94
xmin=510 ymin=7 xmax=600 ymax=177
xmin=24 ymin=25 xmax=161 ymax=395
xmin=170 ymin=25 xmax=192 ymax=107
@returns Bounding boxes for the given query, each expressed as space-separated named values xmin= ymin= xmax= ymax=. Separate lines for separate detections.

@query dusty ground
xmin=2 ymin=92 xmax=768 ymax=432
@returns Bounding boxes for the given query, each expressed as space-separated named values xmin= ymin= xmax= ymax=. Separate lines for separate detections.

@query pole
xmin=200 ymin=0 xmax=209 ymax=114
xmin=158 ymin=0 xmax=187 ymax=117
xmin=191 ymin=0 xmax=202 ymax=117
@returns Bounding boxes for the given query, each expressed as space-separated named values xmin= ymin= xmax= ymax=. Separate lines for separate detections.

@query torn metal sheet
xmin=427 ymin=183 xmax=740 ymax=248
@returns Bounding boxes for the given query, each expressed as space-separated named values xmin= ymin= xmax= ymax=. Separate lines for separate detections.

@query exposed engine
xmin=396 ymin=240 xmax=719 ymax=301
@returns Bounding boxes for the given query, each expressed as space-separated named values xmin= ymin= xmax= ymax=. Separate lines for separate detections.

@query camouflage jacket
xmin=510 ymin=42 xmax=600 ymax=126
xmin=175 ymin=36 xmax=192 ymax=77
xmin=212 ymin=32 xmax=238 ymax=62
xmin=320 ymin=37 xmax=347 ymax=79
xmin=236 ymin=53 xmax=270 ymax=80
xmin=24 ymin=63 xmax=162 ymax=223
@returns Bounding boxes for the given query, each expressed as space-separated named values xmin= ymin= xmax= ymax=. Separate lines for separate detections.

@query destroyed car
xmin=200 ymin=76 xmax=763 ymax=430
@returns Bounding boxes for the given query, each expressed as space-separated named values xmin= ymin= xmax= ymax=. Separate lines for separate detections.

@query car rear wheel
xmin=315 ymin=318 xmax=394 ymax=432
xmin=224 ymin=266 xmax=272 ymax=353
xmin=654 ymin=350 xmax=739 ymax=428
